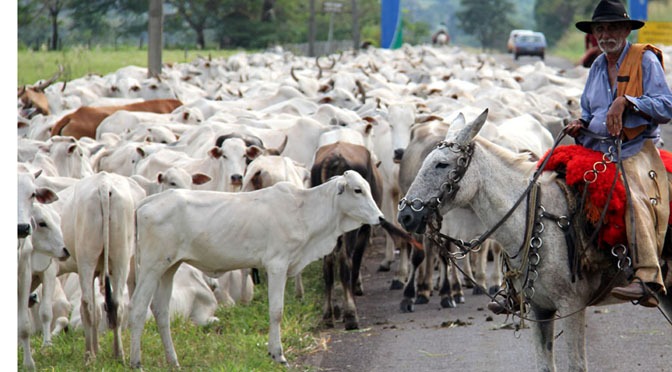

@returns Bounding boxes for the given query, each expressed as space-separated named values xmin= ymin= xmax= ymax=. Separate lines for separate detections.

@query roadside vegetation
xmin=18 ymin=261 xmax=326 ymax=371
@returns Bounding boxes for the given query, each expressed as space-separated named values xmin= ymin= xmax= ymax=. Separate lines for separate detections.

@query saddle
xmin=539 ymin=145 xmax=672 ymax=278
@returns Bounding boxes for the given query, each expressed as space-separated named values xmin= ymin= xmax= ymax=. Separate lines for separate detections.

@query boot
xmin=610 ymin=278 xmax=661 ymax=308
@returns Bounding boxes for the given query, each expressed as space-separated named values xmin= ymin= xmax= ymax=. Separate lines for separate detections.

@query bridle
xmin=397 ymin=140 xmax=474 ymax=214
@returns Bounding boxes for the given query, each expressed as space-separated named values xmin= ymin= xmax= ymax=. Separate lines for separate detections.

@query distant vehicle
xmin=513 ymin=32 xmax=546 ymax=60
xmin=506 ymin=29 xmax=534 ymax=53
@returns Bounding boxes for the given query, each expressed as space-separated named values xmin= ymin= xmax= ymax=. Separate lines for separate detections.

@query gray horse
xmin=397 ymin=109 xmax=672 ymax=371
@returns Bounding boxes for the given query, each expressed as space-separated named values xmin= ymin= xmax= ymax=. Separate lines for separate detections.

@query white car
xmin=506 ymin=29 xmax=534 ymax=53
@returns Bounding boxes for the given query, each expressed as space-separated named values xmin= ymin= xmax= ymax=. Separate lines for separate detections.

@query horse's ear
xmin=455 ymin=109 xmax=488 ymax=146
xmin=444 ymin=112 xmax=466 ymax=143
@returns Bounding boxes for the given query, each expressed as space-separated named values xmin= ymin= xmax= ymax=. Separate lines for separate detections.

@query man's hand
xmin=606 ymin=96 xmax=628 ymax=136
xmin=563 ymin=119 xmax=584 ymax=137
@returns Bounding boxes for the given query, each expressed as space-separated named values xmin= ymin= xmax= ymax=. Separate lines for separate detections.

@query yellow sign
xmin=637 ymin=21 xmax=672 ymax=45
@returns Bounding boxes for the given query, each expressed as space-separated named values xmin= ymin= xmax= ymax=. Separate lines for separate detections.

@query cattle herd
xmin=17 ymin=43 xmax=672 ymax=370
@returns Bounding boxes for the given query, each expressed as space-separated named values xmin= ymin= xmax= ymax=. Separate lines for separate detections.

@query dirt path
xmin=296 ymin=235 xmax=672 ymax=372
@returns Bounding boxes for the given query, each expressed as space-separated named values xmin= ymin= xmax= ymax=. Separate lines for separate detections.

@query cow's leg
xmin=38 ymin=266 xmax=56 ymax=347
xmin=266 ymin=264 xmax=288 ymax=364
xmin=78 ymin=264 xmax=99 ymax=362
xmin=532 ymin=306 xmax=557 ymax=372
xmin=438 ymin=255 xmax=457 ymax=308
xmin=322 ymin=250 xmax=337 ymax=328
xmin=471 ymin=243 xmax=489 ymax=294
xmin=151 ymin=264 xmax=180 ymax=367
xmin=18 ymin=245 xmax=35 ymax=371
xmin=129 ymin=263 xmax=165 ymax=369
xmin=391 ymin=242 xmax=410 ymax=290
xmin=379 ymin=187 xmax=401 ymax=272
xmin=341 ymin=230 xmax=361 ymax=330
xmin=565 ymin=309 xmax=587 ymax=371
xmin=351 ymin=224 xmax=371 ymax=296
xmin=294 ymin=272 xmax=304 ymax=299
xmin=488 ymin=241 xmax=503 ymax=295
xmin=415 ymin=237 xmax=433 ymax=304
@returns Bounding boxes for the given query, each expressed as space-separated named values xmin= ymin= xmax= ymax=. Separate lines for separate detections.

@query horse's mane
xmin=475 ymin=135 xmax=556 ymax=183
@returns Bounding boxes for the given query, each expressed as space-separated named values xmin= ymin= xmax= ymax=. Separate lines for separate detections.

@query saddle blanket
xmin=538 ymin=145 xmax=672 ymax=248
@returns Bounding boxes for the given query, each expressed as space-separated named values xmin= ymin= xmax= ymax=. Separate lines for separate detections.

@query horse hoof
xmin=472 ymin=286 xmax=486 ymax=295
xmin=441 ymin=297 xmax=457 ymax=308
xmin=390 ymin=279 xmax=405 ymax=290
xmin=489 ymin=285 xmax=501 ymax=296
xmin=400 ymin=298 xmax=415 ymax=313
xmin=415 ymin=295 xmax=429 ymax=305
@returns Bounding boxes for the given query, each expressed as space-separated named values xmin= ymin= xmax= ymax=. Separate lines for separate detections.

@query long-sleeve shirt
xmin=577 ymin=42 xmax=672 ymax=159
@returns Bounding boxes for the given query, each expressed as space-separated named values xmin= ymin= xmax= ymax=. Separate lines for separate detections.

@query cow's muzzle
xmin=59 ymin=247 xmax=71 ymax=261
xmin=18 ymin=223 xmax=31 ymax=238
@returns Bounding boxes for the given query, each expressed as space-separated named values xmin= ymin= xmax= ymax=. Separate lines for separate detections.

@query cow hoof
xmin=390 ymin=279 xmax=405 ymax=290
xmin=400 ymin=298 xmax=415 ymax=313
xmin=489 ymin=285 xmax=501 ymax=296
xmin=415 ymin=294 xmax=429 ymax=305
xmin=453 ymin=294 xmax=465 ymax=304
xmin=472 ymin=286 xmax=486 ymax=295
xmin=441 ymin=297 xmax=457 ymax=308
xmin=354 ymin=283 xmax=364 ymax=296
xmin=378 ymin=262 xmax=391 ymax=272
xmin=333 ymin=305 xmax=342 ymax=320
xmin=344 ymin=320 xmax=359 ymax=330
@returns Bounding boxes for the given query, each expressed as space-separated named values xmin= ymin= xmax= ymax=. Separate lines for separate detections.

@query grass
xmin=17 ymin=46 xmax=245 ymax=86
xmin=18 ymin=261 xmax=326 ymax=371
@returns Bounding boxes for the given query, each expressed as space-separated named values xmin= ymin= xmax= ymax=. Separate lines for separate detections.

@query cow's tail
xmin=100 ymin=182 xmax=118 ymax=329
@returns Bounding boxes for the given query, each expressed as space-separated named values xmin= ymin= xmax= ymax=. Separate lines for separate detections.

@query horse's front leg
xmin=532 ymin=306 xmax=557 ymax=372
xmin=564 ymin=309 xmax=587 ymax=372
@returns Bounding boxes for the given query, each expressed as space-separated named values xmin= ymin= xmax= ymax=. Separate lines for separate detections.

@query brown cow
xmin=50 ymin=99 xmax=183 ymax=139
xmin=18 ymin=65 xmax=64 ymax=118
xmin=311 ymin=141 xmax=383 ymax=330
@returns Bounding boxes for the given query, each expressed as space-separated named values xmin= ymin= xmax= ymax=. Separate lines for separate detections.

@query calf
xmin=54 ymin=172 xmax=146 ymax=362
xmin=129 ymin=171 xmax=384 ymax=368
xmin=311 ymin=141 xmax=383 ymax=330
xmin=50 ymin=98 xmax=183 ymax=139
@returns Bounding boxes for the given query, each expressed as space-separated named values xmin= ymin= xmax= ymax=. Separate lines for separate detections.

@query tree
xmin=167 ymin=0 xmax=220 ymax=49
xmin=534 ymin=0 xmax=590 ymax=48
xmin=457 ymin=0 xmax=517 ymax=51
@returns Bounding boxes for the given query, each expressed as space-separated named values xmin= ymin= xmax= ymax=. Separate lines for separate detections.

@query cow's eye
xmin=354 ymin=189 xmax=362 ymax=194
xmin=38 ymin=221 xmax=47 ymax=228
xmin=170 ymin=182 xmax=177 ymax=186
xmin=436 ymin=162 xmax=449 ymax=169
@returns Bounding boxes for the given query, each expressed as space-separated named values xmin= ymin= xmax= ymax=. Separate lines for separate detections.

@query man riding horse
xmin=564 ymin=0 xmax=672 ymax=307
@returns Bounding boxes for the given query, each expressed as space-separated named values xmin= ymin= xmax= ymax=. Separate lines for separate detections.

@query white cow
xmin=130 ymin=167 xmax=212 ymax=196
xmin=135 ymin=137 xmax=261 ymax=192
xmin=54 ymin=172 xmax=146 ymax=362
xmin=17 ymin=171 xmax=65 ymax=371
xmin=129 ymin=170 xmax=384 ymax=368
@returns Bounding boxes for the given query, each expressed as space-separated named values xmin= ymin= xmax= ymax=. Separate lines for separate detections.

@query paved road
xmin=294 ymin=53 xmax=672 ymax=372
xmin=297 ymin=235 xmax=671 ymax=372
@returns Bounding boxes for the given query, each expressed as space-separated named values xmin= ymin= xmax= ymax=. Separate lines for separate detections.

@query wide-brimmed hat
xmin=575 ymin=0 xmax=645 ymax=34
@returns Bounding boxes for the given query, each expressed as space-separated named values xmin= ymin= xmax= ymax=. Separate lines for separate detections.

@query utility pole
xmin=148 ymin=0 xmax=163 ymax=78
xmin=308 ymin=0 xmax=316 ymax=56
xmin=324 ymin=2 xmax=343 ymax=55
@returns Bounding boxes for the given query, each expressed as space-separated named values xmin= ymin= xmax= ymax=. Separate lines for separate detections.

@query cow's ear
xmin=67 ymin=144 xmax=77 ymax=155
xmin=337 ymin=181 xmax=346 ymax=195
xmin=35 ymin=187 xmax=58 ymax=204
xmin=136 ymin=147 xmax=146 ymax=158
xmin=208 ymin=147 xmax=223 ymax=159
xmin=192 ymin=173 xmax=212 ymax=185
xmin=157 ymin=172 xmax=165 ymax=184
xmin=246 ymin=146 xmax=262 ymax=160
xmin=365 ymin=123 xmax=374 ymax=135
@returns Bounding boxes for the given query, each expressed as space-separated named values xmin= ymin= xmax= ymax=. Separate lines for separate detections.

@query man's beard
xmin=598 ymin=38 xmax=625 ymax=54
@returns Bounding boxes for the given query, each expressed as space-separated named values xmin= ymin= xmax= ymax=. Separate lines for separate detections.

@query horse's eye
xmin=436 ymin=162 xmax=449 ymax=169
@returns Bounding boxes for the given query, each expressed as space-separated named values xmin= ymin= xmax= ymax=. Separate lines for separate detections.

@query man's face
xmin=591 ymin=22 xmax=631 ymax=54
